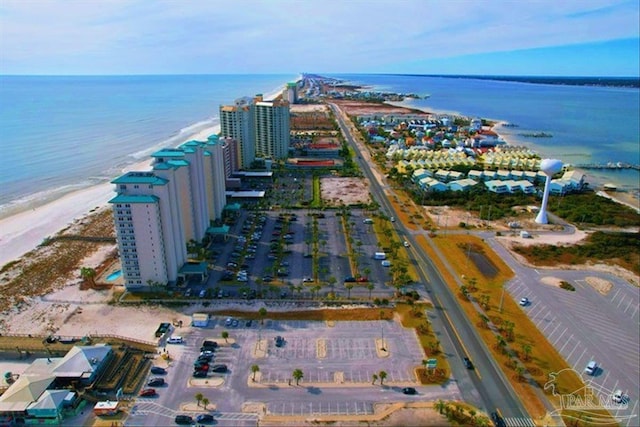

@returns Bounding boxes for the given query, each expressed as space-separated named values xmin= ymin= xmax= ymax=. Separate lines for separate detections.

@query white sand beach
xmin=0 ymin=125 xmax=220 ymax=267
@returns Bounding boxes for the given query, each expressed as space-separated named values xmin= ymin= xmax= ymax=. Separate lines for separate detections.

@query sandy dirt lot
xmin=321 ymin=177 xmax=371 ymax=205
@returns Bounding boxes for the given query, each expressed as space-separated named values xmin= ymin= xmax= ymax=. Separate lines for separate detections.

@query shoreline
xmin=0 ymin=124 xmax=220 ymax=267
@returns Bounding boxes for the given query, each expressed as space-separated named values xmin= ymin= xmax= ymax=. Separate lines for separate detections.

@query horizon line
xmin=1 ymin=72 xmax=638 ymax=79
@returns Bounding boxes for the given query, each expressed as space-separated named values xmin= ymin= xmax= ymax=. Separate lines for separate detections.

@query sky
xmin=0 ymin=0 xmax=638 ymax=76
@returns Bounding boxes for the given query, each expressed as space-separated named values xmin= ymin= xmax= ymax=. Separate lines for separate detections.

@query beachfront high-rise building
xmin=110 ymin=171 xmax=188 ymax=288
xmin=220 ymin=96 xmax=256 ymax=169
xmin=255 ymin=99 xmax=291 ymax=160
xmin=285 ymin=82 xmax=298 ymax=104
xmin=110 ymin=136 xmax=227 ymax=289
xmin=219 ymin=136 xmax=239 ymax=179
xmin=220 ymin=95 xmax=291 ymax=167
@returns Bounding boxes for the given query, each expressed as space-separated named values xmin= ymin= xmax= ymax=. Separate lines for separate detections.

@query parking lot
xmin=507 ymin=272 xmax=639 ymax=424
xmin=123 ymin=316 xmax=461 ymax=426
xmin=194 ymin=209 xmax=396 ymax=301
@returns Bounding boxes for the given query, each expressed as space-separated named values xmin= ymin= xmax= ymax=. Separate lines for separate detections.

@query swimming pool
xmin=106 ymin=270 xmax=122 ymax=281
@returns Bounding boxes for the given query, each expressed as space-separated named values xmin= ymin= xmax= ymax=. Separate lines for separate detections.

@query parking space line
xmin=574 ymin=348 xmax=587 ymax=369
xmin=548 ymin=322 xmax=561 ymax=339
xmin=617 ymin=296 xmax=626 ymax=308
xmin=552 ymin=328 xmax=567 ymax=346
xmin=566 ymin=341 xmax=581 ymax=361
xmin=630 ymin=303 xmax=639 ymax=319
xmin=541 ymin=317 xmax=556 ymax=333
xmin=558 ymin=334 xmax=574 ymax=353
xmin=610 ymin=289 xmax=620 ymax=303
xmin=623 ymin=298 xmax=634 ymax=314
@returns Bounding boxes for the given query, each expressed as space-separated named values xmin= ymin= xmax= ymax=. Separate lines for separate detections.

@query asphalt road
xmin=330 ymin=103 xmax=534 ymax=422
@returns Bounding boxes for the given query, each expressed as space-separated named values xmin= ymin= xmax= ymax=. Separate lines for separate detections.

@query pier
xmin=575 ymin=162 xmax=640 ymax=171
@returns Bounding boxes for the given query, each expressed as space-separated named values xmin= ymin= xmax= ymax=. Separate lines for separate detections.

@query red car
xmin=356 ymin=276 xmax=369 ymax=283
xmin=139 ymin=388 xmax=157 ymax=397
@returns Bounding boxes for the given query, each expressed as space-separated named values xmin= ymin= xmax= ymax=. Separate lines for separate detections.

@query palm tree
xmin=434 ymin=399 xmax=446 ymax=414
xmin=469 ymin=409 xmax=477 ymax=425
xmin=378 ymin=370 xmax=387 ymax=386
xmin=201 ymin=397 xmax=209 ymax=410
xmin=251 ymin=364 xmax=260 ymax=381
xmin=195 ymin=392 xmax=203 ymax=407
xmin=521 ymin=343 xmax=532 ymax=362
xmin=221 ymin=331 xmax=229 ymax=343
xmin=345 ymin=283 xmax=354 ymax=299
xmin=371 ymin=373 xmax=378 ymax=385
xmin=258 ymin=307 xmax=267 ymax=325
xmin=367 ymin=283 xmax=374 ymax=299
xmin=292 ymin=368 xmax=304 ymax=385
xmin=80 ymin=267 xmax=96 ymax=287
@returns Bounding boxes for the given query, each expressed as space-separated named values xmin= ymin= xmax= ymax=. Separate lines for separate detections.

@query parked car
xmin=174 ymin=414 xmax=193 ymax=425
xmin=202 ymin=340 xmax=219 ymax=349
xmin=463 ymin=357 xmax=474 ymax=370
xmin=519 ymin=297 xmax=530 ymax=306
xmin=585 ymin=360 xmax=598 ymax=376
xmin=402 ymin=387 xmax=417 ymax=395
xmin=196 ymin=413 xmax=214 ymax=424
xmin=192 ymin=370 xmax=207 ymax=378
xmin=150 ymin=366 xmax=166 ymax=375
xmin=147 ymin=378 xmax=165 ymax=387
xmin=344 ymin=276 xmax=356 ymax=283
xmin=194 ymin=360 xmax=209 ymax=369
xmin=356 ymin=276 xmax=368 ymax=282
xmin=491 ymin=412 xmax=506 ymax=427
xmin=403 ymin=241 xmax=410 ymax=247
xmin=274 ymin=336 xmax=285 ymax=347
xmin=139 ymin=388 xmax=157 ymax=397
xmin=167 ymin=336 xmax=183 ymax=344
xmin=210 ymin=364 xmax=227 ymax=373
xmin=199 ymin=289 xmax=207 ymax=298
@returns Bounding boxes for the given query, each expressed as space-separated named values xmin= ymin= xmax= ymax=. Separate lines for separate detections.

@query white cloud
xmin=0 ymin=0 xmax=638 ymax=73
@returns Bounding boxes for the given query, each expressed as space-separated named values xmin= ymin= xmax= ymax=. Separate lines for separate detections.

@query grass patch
xmin=513 ymin=231 xmax=640 ymax=277
xmin=396 ymin=303 xmax=450 ymax=384
xmin=310 ymin=174 xmax=322 ymax=208
xmin=210 ymin=307 xmax=395 ymax=321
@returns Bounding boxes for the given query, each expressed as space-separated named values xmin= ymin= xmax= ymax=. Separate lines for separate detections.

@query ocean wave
xmin=128 ymin=117 xmax=220 ymax=160
xmin=0 ymin=180 xmax=104 ymax=220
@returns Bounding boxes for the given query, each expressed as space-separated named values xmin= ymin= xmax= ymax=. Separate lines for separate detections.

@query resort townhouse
xmin=110 ymin=137 xmax=227 ymax=289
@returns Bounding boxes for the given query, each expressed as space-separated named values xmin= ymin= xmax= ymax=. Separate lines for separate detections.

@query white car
xmin=403 ymin=241 xmax=410 ymax=247
xmin=519 ymin=297 xmax=529 ymax=306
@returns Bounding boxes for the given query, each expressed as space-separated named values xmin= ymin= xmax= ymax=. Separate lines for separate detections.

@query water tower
xmin=535 ymin=158 xmax=563 ymax=224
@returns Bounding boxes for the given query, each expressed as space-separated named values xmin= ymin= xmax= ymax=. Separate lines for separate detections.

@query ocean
xmin=330 ymin=74 xmax=640 ymax=191
xmin=0 ymin=74 xmax=297 ymax=218
xmin=1 ymin=73 xmax=638 ymax=219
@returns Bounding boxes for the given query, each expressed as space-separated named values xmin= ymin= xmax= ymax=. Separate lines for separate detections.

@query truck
xmin=373 ymin=252 xmax=386 ymax=260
